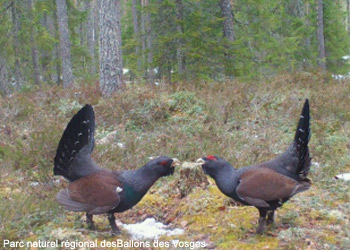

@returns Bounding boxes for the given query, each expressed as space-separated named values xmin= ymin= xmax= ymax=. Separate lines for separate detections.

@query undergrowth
xmin=0 ymin=72 xmax=350 ymax=249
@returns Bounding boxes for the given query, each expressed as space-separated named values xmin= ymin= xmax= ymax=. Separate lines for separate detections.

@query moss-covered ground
xmin=1 ymin=72 xmax=350 ymax=249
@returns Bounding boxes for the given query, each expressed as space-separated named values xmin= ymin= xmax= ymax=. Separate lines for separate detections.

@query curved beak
xmin=171 ymin=158 xmax=181 ymax=168
xmin=196 ymin=158 xmax=205 ymax=165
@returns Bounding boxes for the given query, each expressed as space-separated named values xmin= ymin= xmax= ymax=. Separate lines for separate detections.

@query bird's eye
xmin=207 ymin=155 xmax=217 ymax=161
xmin=160 ymin=161 xmax=168 ymax=166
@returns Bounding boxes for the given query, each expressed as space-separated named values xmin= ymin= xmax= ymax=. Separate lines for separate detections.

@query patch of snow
xmin=154 ymin=82 xmax=160 ymax=86
xmin=342 ymin=55 xmax=350 ymax=60
xmin=30 ymin=182 xmax=39 ymax=187
xmin=117 ymin=142 xmax=125 ymax=148
xmin=123 ymin=68 xmax=130 ymax=75
xmin=120 ymin=218 xmax=184 ymax=240
xmin=332 ymin=73 xmax=350 ymax=80
xmin=312 ymin=162 xmax=320 ymax=168
xmin=334 ymin=173 xmax=350 ymax=181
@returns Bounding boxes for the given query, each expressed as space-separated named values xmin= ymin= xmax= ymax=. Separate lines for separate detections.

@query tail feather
xmin=294 ymin=99 xmax=311 ymax=178
xmin=54 ymin=105 xmax=98 ymax=181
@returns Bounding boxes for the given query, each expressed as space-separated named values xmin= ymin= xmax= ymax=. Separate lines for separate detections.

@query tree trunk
xmin=347 ymin=0 xmax=350 ymax=34
xmin=316 ymin=0 xmax=326 ymax=71
xmin=219 ymin=0 xmax=235 ymax=42
xmin=0 ymin=56 xmax=10 ymax=95
xmin=140 ymin=0 xmax=147 ymax=78
xmin=98 ymin=0 xmax=123 ymax=95
xmin=41 ymin=13 xmax=51 ymax=82
xmin=94 ymin=0 xmax=99 ymax=46
xmin=305 ymin=1 xmax=311 ymax=51
xmin=86 ymin=0 xmax=96 ymax=75
xmin=132 ymin=0 xmax=141 ymax=72
xmin=141 ymin=0 xmax=154 ymax=83
xmin=56 ymin=0 xmax=74 ymax=87
xmin=11 ymin=2 xmax=22 ymax=89
xmin=52 ymin=9 xmax=63 ymax=84
xmin=28 ymin=0 xmax=41 ymax=85
xmin=175 ymin=0 xmax=186 ymax=77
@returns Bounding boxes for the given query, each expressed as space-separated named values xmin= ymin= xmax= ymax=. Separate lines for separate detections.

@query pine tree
xmin=99 ymin=0 xmax=123 ymax=95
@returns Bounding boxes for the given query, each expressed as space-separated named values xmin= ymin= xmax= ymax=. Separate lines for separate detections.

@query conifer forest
xmin=1 ymin=0 xmax=350 ymax=249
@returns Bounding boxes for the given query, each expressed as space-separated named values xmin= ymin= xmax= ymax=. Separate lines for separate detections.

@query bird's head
xmin=145 ymin=156 xmax=180 ymax=177
xmin=196 ymin=155 xmax=232 ymax=178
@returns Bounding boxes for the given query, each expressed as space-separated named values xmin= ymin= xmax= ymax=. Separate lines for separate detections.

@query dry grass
xmin=0 ymin=72 xmax=350 ymax=249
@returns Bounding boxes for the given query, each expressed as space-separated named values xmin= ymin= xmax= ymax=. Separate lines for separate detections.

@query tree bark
xmin=11 ymin=2 xmax=22 ymax=89
xmin=141 ymin=0 xmax=154 ymax=83
xmin=56 ymin=0 xmax=74 ymax=87
xmin=132 ymin=0 xmax=141 ymax=72
xmin=347 ymin=0 xmax=350 ymax=34
xmin=175 ymin=0 xmax=186 ymax=77
xmin=86 ymin=0 xmax=96 ymax=75
xmin=28 ymin=0 xmax=41 ymax=85
xmin=316 ymin=0 xmax=326 ymax=71
xmin=98 ymin=0 xmax=123 ymax=95
xmin=305 ymin=1 xmax=311 ymax=51
xmin=41 ymin=13 xmax=51 ymax=82
xmin=140 ymin=0 xmax=147 ymax=78
xmin=219 ymin=0 xmax=235 ymax=42
xmin=0 ymin=56 xmax=10 ymax=95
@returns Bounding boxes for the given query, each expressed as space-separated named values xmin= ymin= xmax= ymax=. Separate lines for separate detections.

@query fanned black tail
xmin=294 ymin=99 xmax=311 ymax=178
xmin=54 ymin=105 xmax=99 ymax=181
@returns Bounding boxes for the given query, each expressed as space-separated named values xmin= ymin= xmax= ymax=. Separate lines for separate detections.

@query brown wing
xmin=57 ymin=171 xmax=122 ymax=214
xmin=236 ymin=167 xmax=305 ymax=207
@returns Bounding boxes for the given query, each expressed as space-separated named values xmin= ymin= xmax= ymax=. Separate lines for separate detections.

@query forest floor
xmin=1 ymin=72 xmax=350 ymax=249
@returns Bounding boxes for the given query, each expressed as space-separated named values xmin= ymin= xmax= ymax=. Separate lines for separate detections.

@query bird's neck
xmin=214 ymin=166 xmax=240 ymax=196
xmin=119 ymin=166 xmax=161 ymax=195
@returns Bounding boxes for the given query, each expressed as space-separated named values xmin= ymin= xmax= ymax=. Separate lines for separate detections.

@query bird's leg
xmin=108 ymin=213 xmax=121 ymax=235
xmin=86 ymin=213 xmax=95 ymax=231
xmin=267 ymin=210 xmax=275 ymax=225
xmin=256 ymin=209 xmax=267 ymax=234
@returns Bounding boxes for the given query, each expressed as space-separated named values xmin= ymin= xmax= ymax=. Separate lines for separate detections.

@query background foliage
xmin=0 ymin=0 xmax=350 ymax=94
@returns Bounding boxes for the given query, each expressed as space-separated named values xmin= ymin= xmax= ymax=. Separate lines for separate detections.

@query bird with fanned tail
xmin=197 ymin=99 xmax=311 ymax=234
xmin=54 ymin=105 xmax=180 ymax=235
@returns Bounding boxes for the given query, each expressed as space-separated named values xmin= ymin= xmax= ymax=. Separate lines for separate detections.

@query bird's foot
xmin=86 ymin=213 xmax=96 ymax=231
xmin=266 ymin=210 xmax=275 ymax=225
xmin=266 ymin=218 xmax=274 ymax=225
xmin=88 ymin=223 xmax=96 ymax=231
xmin=111 ymin=228 xmax=121 ymax=236
xmin=256 ymin=217 xmax=267 ymax=234
xmin=108 ymin=213 xmax=121 ymax=236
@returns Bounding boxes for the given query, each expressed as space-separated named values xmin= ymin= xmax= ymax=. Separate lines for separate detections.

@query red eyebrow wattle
xmin=160 ymin=161 xmax=168 ymax=165
xmin=207 ymin=155 xmax=216 ymax=160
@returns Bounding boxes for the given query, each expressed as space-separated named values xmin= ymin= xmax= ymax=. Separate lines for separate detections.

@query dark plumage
xmin=197 ymin=99 xmax=311 ymax=233
xmin=54 ymin=105 xmax=180 ymax=234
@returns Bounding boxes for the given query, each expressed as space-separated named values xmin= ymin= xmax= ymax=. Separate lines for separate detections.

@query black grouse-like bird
xmin=54 ymin=105 xmax=180 ymax=234
xmin=196 ymin=99 xmax=311 ymax=234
